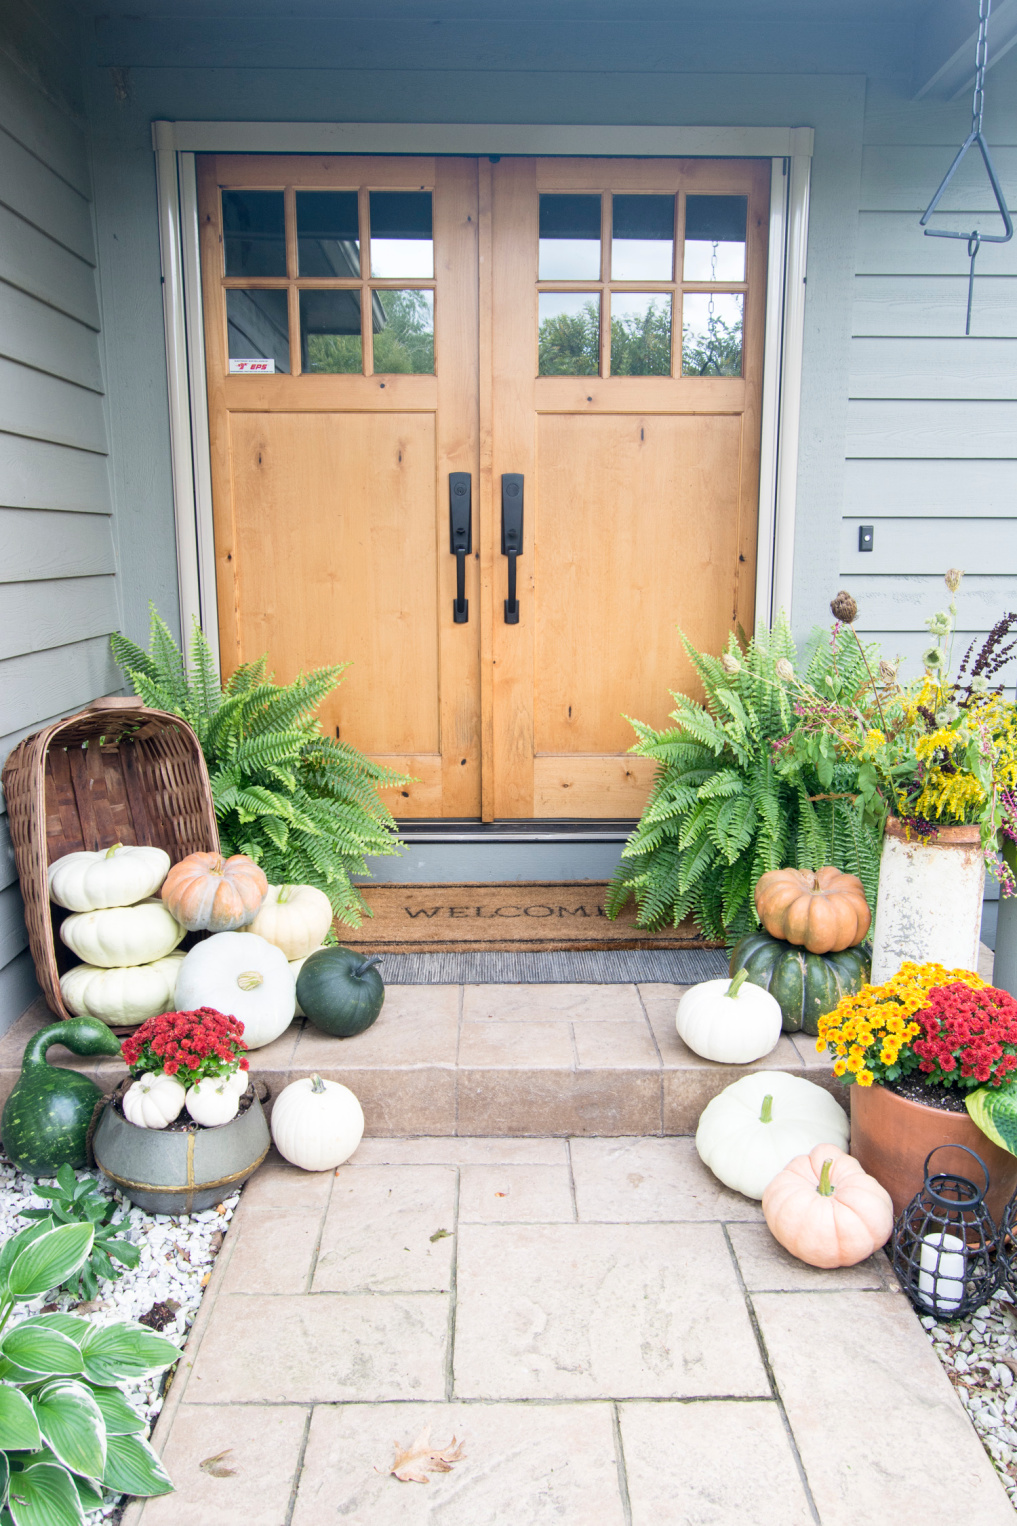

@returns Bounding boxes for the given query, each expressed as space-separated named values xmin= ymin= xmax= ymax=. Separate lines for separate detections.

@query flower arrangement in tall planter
xmin=818 ymin=961 xmax=1017 ymax=1219
xmin=92 ymin=1008 xmax=269 ymax=1215
xmin=786 ymin=575 xmax=1017 ymax=978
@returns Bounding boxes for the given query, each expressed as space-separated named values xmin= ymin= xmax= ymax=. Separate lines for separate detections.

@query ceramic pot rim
xmin=856 ymin=1080 xmax=970 ymax=1119
xmin=884 ymin=816 xmax=981 ymax=848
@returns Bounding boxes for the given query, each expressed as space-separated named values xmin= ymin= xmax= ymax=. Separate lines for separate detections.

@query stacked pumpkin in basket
xmin=53 ymin=844 xmax=186 ymax=1026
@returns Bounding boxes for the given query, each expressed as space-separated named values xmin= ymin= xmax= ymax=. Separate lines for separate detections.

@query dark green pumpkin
xmin=2 ymin=1018 xmax=122 ymax=1177
xmin=296 ymin=947 xmax=385 ymax=1038
xmin=729 ymin=932 xmax=870 ymax=1037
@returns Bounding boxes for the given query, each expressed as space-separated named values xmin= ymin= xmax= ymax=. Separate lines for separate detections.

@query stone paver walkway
xmin=125 ymin=1134 xmax=1015 ymax=1526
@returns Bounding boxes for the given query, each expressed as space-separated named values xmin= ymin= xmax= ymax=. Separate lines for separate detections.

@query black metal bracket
xmin=449 ymin=472 xmax=472 ymax=624
xmin=501 ymin=473 xmax=524 ymax=624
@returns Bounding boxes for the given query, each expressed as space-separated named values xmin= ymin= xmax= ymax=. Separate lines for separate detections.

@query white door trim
xmin=152 ymin=120 xmax=812 ymax=644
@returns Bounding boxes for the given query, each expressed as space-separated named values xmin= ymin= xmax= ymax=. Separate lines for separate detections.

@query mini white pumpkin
xmin=676 ymin=967 xmax=783 ymax=1064
xmin=60 ymin=900 xmax=185 ymax=969
xmin=123 ymin=1072 xmax=187 ymax=1129
xmin=225 ymin=1068 xmax=250 ymax=1096
xmin=695 ymin=1070 xmax=850 ymax=1201
xmin=247 ymin=884 xmax=334 ymax=962
xmin=270 ymin=1074 xmax=364 ymax=1171
xmin=60 ymin=953 xmax=185 ymax=1026
xmin=185 ymin=1075 xmax=241 ymax=1127
xmin=289 ymin=947 xmax=326 ymax=1017
xmin=174 ymin=932 xmax=295 ymax=1049
xmin=49 ymin=843 xmax=171 ymax=912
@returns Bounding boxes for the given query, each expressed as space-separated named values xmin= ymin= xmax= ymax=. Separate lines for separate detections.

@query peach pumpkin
xmin=754 ymin=865 xmax=871 ymax=953
xmin=762 ymin=1143 xmax=893 ymax=1268
xmin=161 ymin=852 xmax=268 ymax=932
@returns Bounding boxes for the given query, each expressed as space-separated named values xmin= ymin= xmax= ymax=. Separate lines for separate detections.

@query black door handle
xmin=501 ymin=473 xmax=524 ymax=624
xmin=449 ymin=472 xmax=472 ymax=624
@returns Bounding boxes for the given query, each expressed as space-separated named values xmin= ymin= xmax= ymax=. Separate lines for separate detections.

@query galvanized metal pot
xmin=92 ymin=1091 xmax=270 ymax=1214
xmin=870 ymin=818 xmax=985 ymax=983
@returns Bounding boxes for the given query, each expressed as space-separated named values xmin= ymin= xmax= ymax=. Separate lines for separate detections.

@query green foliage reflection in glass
xmin=0 ymin=1219 xmax=179 ymax=1517
xmin=681 ymin=293 xmax=743 ymax=376
xmin=611 ymin=296 xmax=671 ymax=376
xmin=306 ymin=290 xmax=434 ymax=375
xmin=538 ymin=295 xmax=599 ymax=376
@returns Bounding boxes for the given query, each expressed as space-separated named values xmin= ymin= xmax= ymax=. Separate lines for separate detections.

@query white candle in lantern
xmin=918 ymin=1231 xmax=966 ymax=1313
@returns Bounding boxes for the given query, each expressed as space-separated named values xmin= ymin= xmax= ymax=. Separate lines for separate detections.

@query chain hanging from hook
xmin=920 ymin=0 xmax=1014 ymax=334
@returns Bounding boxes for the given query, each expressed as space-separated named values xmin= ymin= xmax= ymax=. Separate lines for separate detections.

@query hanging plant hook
xmin=919 ymin=0 xmax=1014 ymax=334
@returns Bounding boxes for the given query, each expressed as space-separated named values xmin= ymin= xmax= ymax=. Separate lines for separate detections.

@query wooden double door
xmin=198 ymin=154 xmax=768 ymax=819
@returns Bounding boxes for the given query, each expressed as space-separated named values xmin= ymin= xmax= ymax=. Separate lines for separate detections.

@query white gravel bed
xmin=923 ymin=1286 xmax=1017 ymax=1507
xmin=0 ymin=1154 xmax=238 ymax=1521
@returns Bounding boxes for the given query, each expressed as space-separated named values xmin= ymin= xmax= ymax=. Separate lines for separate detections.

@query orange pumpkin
xmin=754 ymin=865 xmax=870 ymax=953
xmin=161 ymin=852 xmax=267 ymax=932
xmin=762 ymin=1143 xmax=893 ymax=1268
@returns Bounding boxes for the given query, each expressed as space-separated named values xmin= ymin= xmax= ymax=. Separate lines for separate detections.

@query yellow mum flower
xmin=833 ymin=1059 xmax=847 ymax=1077
xmin=858 ymin=1070 xmax=875 ymax=1086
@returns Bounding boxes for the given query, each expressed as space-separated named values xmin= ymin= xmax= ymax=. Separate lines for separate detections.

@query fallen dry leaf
xmin=200 ymin=1449 xmax=238 ymax=1478
xmin=380 ymin=1427 xmax=466 ymax=1484
xmin=429 ymin=1228 xmax=451 ymax=1243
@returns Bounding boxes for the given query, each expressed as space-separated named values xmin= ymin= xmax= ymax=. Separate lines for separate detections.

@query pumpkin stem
xmin=236 ymin=970 xmax=264 ymax=992
xmin=277 ymin=885 xmax=294 ymax=903
xmin=354 ymin=956 xmax=383 ymax=978
xmin=104 ymin=842 xmax=124 ymax=858
xmin=726 ymin=968 xmax=750 ymax=999
xmin=310 ymin=1073 xmax=326 ymax=1094
xmin=817 ymin=1158 xmax=835 ymax=1196
xmin=759 ymin=1093 xmax=773 ymax=1124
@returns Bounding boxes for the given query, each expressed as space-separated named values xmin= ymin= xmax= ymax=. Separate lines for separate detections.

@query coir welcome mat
xmin=341 ymin=882 xmax=721 ymax=954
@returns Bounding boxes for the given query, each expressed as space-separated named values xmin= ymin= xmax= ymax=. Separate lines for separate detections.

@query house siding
xmin=0 ymin=4 xmax=121 ymax=1032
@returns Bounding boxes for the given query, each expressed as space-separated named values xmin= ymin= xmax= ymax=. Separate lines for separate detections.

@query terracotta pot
xmin=92 ymin=1088 xmax=270 ymax=1214
xmin=850 ymin=1081 xmax=1017 ymax=1222
xmin=870 ymin=817 xmax=984 ymax=983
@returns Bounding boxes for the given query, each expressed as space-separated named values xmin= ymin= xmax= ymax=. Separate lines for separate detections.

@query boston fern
xmin=111 ymin=611 xmax=406 ymax=924
xmin=607 ymin=617 xmax=885 ymax=940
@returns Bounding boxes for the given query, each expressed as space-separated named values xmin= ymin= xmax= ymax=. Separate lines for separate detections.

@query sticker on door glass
xmin=229 ymin=359 xmax=276 ymax=373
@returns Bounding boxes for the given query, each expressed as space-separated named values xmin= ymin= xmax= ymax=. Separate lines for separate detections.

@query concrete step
xmin=0 ymin=983 xmax=836 ymax=1138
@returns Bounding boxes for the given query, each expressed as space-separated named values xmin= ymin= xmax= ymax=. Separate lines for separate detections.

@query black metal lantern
xmin=892 ymin=1145 xmax=1000 ymax=1320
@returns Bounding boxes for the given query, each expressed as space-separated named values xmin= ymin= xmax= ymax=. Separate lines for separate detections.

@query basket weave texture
xmin=2 ymin=698 xmax=219 ymax=1019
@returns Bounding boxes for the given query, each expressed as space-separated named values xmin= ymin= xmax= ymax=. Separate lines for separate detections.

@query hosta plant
xmin=111 ymin=610 xmax=408 ymax=925
xmin=0 ymin=1219 xmax=178 ymax=1522
xmin=19 ymin=1168 xmax=140 ymax=1302
xmin=607 ymin=615 xmax=884 ymax=940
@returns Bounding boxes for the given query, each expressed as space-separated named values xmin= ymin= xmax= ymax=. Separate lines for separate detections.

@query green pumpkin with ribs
xmin=729 ymin=931 xmax=870 ymax=1037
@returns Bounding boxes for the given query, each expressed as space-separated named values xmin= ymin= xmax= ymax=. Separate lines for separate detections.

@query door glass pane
xmin=610 ymin=293 xmax=672 ymax=376
xmin=681 ymin=292 xmax=743 ymax=376
xmin=372 ymin=289 xmax=434 ymax=374
xmin=611 ymin=195 xmax=674 ymax=281
xmin=683 ymin=195 xmax=748 ymax=281
xmin=300 ymin=289 xmax=362 ymax=373
xmin=369 ymin=192 xmax=433 ymax=277
xmin=222 ymin=190 xmax=286 ymax=277
xmin=538 ymin=195 xmax=601 ymax=280
xmin=297 ymin=191 xmax=360 ymax=277
xmin=226 ymin=289 xmax=290 ymax=372
xmin=538 ymin=292 xmax=600 ymax=375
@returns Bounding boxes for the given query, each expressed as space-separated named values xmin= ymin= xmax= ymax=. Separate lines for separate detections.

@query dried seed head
xmin=830 ymin=591 xmax=858 ymax=624
xmin=775 ymin=658 xmax=795 ymax=682
xmin=944 ymin=568 xmax=964 ymax=593
xmin=721 ymin=653 xmax=741 ymax=676
xmin=878 ymin=658 xmax=899 ymax=684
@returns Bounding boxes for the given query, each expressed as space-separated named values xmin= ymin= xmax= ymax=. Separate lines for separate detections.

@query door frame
xmin=152 ymin=120 xmax=812 ymax=682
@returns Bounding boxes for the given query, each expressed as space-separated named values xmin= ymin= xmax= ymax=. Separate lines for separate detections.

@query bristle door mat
xmin=341 ymin=882 xmax=723 ymax=954
xmin=375 ymin=948 xmax=730 ymax=984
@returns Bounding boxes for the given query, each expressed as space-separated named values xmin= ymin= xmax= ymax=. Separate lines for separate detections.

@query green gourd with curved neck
xmin=2 ymin=1018 xmax=122 ymax=1177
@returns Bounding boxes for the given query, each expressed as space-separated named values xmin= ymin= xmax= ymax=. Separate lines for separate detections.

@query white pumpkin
xmin=60 ymin=900 xmax=185 ymax=969
xmin=270 ymin=1074 xmax=364 ymax=1172
xmin=225 ymin=1068 xmax=250 ymax=1096
xmin=49 ymin=844 xmax=171 ymax=912
xmin=676 ymin=968 xmax=783 ymax=1064
xmin=247 ymin=884 xmax=334 ymax=962
xmin=174 ymin=932 xmax=295 ymax=1049
xmin=60 ymin=953 xmax=185 ymax=1026
xmin=695 ymin=1071 xmax=850 ymax=1201
xmin=289 ymin=947 xmax=326 ymax=1017
xmin=185 ymin=1076 xmax=241 ymax=1127
xmin=123 ymin=1072 xmax=187 ymax=1130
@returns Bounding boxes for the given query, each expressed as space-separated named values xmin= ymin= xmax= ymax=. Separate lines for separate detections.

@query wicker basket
xmin=2 ymin=698 xmax=219 ymax=1019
